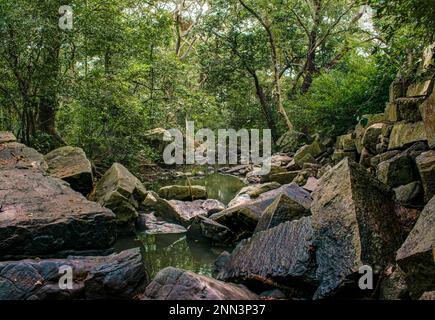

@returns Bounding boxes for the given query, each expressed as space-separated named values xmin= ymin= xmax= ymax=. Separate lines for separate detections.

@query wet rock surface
xmin=311 ymin=159 xmax=403 ymax=299
xmin=143 ymin=267 xmax=258 ymax=300
xmin=0 ymin=248 xmax=148 ymax=300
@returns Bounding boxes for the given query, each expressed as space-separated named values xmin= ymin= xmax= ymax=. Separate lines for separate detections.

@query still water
xmin=156 ymin=172 xmax=246 ymax=205
xmin=115 ymin=173 xmax=245 ymax=277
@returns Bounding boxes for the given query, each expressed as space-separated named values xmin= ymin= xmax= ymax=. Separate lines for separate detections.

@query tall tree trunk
xmin=37 ymin=34 xmax=64 ymax=147
xmin=251 ymin=72 xmax=279 ymax=142
xmin=301 ymin=0 xmax=322 ymax=94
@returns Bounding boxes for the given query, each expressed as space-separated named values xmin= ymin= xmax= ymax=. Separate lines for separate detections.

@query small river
xmin=114 ymin=173 xmax=246 ymax=277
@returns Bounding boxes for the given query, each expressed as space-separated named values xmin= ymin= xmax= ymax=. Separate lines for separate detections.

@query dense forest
xmin=0 ymin=0 xmax=434 ymax=303
xmin=1 ymin=0 xmax=433 ymax=173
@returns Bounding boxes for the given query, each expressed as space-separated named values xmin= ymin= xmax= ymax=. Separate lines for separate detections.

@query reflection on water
xmin=114 ymin=233 xmax=226 ymax=277
xmin=157 ymin=172 xmax=246 ymax=205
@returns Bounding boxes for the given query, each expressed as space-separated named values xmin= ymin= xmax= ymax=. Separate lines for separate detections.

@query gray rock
xmin=393 ymin=181 xmax=423 ymax=206
xmin=396 ymin=196 xmax=435 ymax=298
xmin=255 ymin=193 xmax=311 ymax=233
xmin=376 ymin=153 xmax=419 ymax=188
xmin=0 ymin=248 xmax=148 ymax=300
xmin=0 ymin=168 xmax=116 ymax=259
xmin=143 ymin=267 xmax=258 ymax=300
xmin=416 ymin=150 xmax=435 ymax=203
xmin=311 ymin=158 xmax=403 ymax=299
xmin=187 ymin=215 xmax=233 ymax=244
xmin=91 ymin=163 xmax=147 ymax=235
xmin=136 ymin=212 xmax=187 ymax=235
xmin=0 ymin=141 xmax=47 ymax=171
xmin=157 ymin=185 xmax=207 ymax=201
xmin=45 ymin=146 xmax=93 ymax=196
xmin=217 ymin=217 xmax=317 ymax=297
xmin=0 ymin=131 xmax=17 ymax=144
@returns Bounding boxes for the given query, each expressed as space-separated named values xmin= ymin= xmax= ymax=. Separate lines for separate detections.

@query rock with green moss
xmin=336 ymin=133 xmax=356 ymax=151
xmin=276 ymin=130 xmax=309 ymax=153
xmin=331 ymin=150 xmax=356 ymax=163
xmin=416 ymin=150 xmax=435 ymax=202
xmin=419 ymin=91 xmax=435 ymax=148
xmin=45 ymin=146 xmax=93 ymax=196
xmin=385 ymin=98 xmax=424 ymax=122
xmin=158 ymin=185 xmax=207 ymax=201
xmin=91 ymin=163 xmax=147 ymax=235
xmin=294 ymin=141 xmax=324 ymax=166
xmin=388 ymin=122 xmax=427 ymax=150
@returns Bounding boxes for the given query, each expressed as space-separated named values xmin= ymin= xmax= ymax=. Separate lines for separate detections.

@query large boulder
xmin=187 ymin=215 xmax=233 ymax=244
xmin=0 ymin=131 xmax=17 ymax=144
xmin=406 ymin=79 xmax=433 ymax=98
xmin=376 ymin=153 xmax=419 ymax=188
xmin=143 ymin=192 xmax=207 ymax=226
xmin=276 ymin=130 xmax=309 ymax=153
xmin=388 ymin=122 xmax=427 ymax=150
xmin=293 ymin=141 xmax=324 ymax=166
xmin=0 ymin=140 xmax=47 ymax=171
xmin=0 ymin=168 xmax=116 ymax=259
xmin=0 ymin=248 xmax=148 ymax=300
xmin=91 ymin=163 xmax=147 ymax=235
xmin=311 ymin=158 xmax=403 ymax=299
xmin=210 ymin=183 xmax=312 ymax=241
xmin=416 ymin=150 xmax=435 ymax=202
xmin=246 ymin=182 xmax=281 ymax=198
xmin=136 ymin=212 xmax=187 ymax=235
xmin=217 ymin=217 xmax=317 ymax=296
xmin=362 ymin=123 xmax=388 ymax=154
xmin=396 ymin=196 xmax=435 ymax=298
xmin=157 ymin=185 xmax=207 ymax=201
xmin=45 ymin=146 xmax=93 ymax=196
xmin=355 ymin=113 xmax=386 ymax=153
xmin=255 ymin=193 xmax=311 ymax=233
xmin=385 ymin=98 xmax=424 ymax=122
xmin=142 ymin=267 xmax=258 ymax=300
xmin=419 ymin=91 xmax=435 ymax=148
xmin=336 ymin=133 xmax=356 ymax=151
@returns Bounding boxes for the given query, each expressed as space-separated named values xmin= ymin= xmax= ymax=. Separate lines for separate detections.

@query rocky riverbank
xmin=0 ymin=49 xmax=434 ymax=300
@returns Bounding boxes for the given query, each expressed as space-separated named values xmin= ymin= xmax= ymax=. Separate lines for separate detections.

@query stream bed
xmin=114 ymin=173 xmax=246 ymax=277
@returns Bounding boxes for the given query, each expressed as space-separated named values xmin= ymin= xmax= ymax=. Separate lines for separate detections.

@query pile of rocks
xmin=0 ymin=132 xmax=149 ymax=300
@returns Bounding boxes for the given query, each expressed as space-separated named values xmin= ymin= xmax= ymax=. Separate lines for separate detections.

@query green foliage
xmin=287 ymin=51 xmax=394 ymax=136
